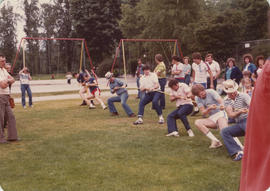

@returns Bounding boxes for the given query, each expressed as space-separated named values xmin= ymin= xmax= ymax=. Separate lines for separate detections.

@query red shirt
xmin=240 ymin=61 xmax=270 ymax=191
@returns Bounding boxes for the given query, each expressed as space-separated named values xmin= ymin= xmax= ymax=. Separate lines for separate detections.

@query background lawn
xmin=0 ymin=96 xmax=241 ymax=191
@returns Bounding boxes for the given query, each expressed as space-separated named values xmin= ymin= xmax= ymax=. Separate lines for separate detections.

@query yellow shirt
xmin=154 ymin=62 xmax=166 ymax=78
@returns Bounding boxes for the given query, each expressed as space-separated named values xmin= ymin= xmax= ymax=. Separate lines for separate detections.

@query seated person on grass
xmin=84 ymin=74 xmax=107 ymax=110
xmin=133 ymin=64 xmax=164 ymax=125
xmin=105 ymin=72 xmax=135 ymax=117
xmin=191 ymin=84 xmax=227 ymax=149
xmin=166 ymin=79 xmax=194 ymax=137
xmin=221 ymin=80 xmax=250 ymax=161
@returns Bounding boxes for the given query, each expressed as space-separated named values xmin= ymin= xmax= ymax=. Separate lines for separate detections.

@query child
xmin=241 ymin=78 xmax=253 ymax=97
xmin=85 ymin=75 xmax=107 ymax=110
xmin=66 ymin=72 xmax=72 ymax=84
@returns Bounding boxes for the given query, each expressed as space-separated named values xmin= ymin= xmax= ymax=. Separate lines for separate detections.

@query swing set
xmin=12 ymin=37 xmax=97 ymax=80
xmin=111 ymin=39 xmax=183 ymax=85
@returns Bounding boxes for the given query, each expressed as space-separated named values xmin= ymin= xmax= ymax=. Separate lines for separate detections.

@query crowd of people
xmin=70 ymin=51 xmax=268 ymax=161
xmin=0 ymin=51 xmax=268 ymax=162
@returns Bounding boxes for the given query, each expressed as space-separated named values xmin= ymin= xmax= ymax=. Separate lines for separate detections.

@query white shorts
xmin=209 ymin=111 xmax=228 ymax=124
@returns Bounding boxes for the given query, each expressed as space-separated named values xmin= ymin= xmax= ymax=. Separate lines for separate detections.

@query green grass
xmin=0 ymin=96 xmax=241 ymax=191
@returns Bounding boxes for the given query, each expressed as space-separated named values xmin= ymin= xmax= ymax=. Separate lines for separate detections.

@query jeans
xmin=184 ymin=75 xmax=190 ymax=85
xmin=175 ymin=78 xmax=185 ymax=83
xmin=158 ymin=78 xmax=166 ymax=109
xmin=107 ymin=91 xmax=133 ymax=116
xmin=167 ymin=104 xmax=193 ymax=133
xmin=21 ymin=84 xmax=32 ymax=106
xmin=220 ymin=118 xmax=247 ymax=156
xmin=136 ymin=78 xmax=140 ymax=98
xmin=194 ymin=82 xmax=207 ymax=89
xmin=207 ymin=78 xmax=217 ymax=90
xmin=138 ymin=92 xmax=162 ymax=117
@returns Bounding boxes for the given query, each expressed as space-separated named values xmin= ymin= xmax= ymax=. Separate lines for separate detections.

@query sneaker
xmin=89 ymin=105 xmax=96 ymax=109
xmin=133 ymin=118 xmax=143 ymax=125
xmin=166 ymin=131 xmax=179 ymax=137
xmin=209 ymin=140 xmax=223 ymax=149
xmin=187 ymin=129 xmax=195 ymax=137
xmin=91 ymin=100 xmax=95 ymax=105
xmin=158 ymin=116 xmax=164 ymax=124
xmin=102 ymin=106 xmax=107 ymax=110
xmin=233 ymin=152 xmax=243 ymax=161
xmin=111 ymin=112 xmax=119 ymax=116
xmin=23 ymin=106 xmax=26 ymax=109
xmin=129 ymin=113 xmax=136 ymax=118
xmin=80 ymin=101 xmax=87 ymax=106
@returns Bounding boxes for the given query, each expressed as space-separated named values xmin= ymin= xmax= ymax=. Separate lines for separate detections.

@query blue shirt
xmin=136 ymin=64 xmax=144 ymax=78
xmin=87 ymin=77 xmax=98 ymax=92
xmin=226 ymin=67 xmax=233 ymax=80
xmin=196 ymin=89 xmax=222 ymax=116
xmin=109 ymin=78 xmax=126 ymax=95
xmin=77 ymin=72 xmax=85 ymax=83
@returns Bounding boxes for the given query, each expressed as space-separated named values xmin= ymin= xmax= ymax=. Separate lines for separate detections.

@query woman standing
xmin=183 ymin=56 xmax=191 ymax=85
xmin=225 ymin=58 xmax=243 ymax=84
xmin=255 ymin=55 xmax=265 ymax=75
xmin=242 ymin=53 xmax=257 ymax=74
xmin=154 ymin=54 xmax=166 ymax=109
xmin=19 ymin=67 xmax=33 ymax=108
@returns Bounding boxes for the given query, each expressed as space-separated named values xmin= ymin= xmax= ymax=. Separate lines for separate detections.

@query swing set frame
xmin=12 ymin=37 xmax=96 ymax=78
xmin=111 ymin=39 xmax=183 ymax=84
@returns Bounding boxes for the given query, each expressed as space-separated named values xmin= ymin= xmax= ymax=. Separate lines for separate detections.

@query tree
xmin=0 ymin=4 xmax=18 ymax=62
xmin=23 ymin=0 xmax=40 ymax=74
xmin=70 ymin=0 xmax=122 ymax=64
xmin=244 ymin=0 xmax=269 ymax=40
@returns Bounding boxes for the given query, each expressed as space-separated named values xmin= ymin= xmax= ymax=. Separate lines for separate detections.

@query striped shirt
xmin=224 ymin=92 xmax=251 ymax=122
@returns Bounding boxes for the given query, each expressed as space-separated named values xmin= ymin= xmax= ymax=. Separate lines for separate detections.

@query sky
xmin=0 ymin=0 xmax=52 ymax=42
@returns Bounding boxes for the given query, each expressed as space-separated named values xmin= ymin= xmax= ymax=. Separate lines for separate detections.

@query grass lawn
xmin=0 ymin=96 xmax=241 ymax=191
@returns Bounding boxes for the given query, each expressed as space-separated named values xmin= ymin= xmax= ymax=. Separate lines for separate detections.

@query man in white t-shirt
xmin=171 ymin=56 xmax=185 ymax=83
xmin=205 ymin=53 xmax=220 ymax=90
xmin=192 ymin=52 xmax=214 ymax=89
xmin=0 ymin=54 xmax=18 ymax=143
xmin=166 ymin=79 xmax=194 ymax=137
xmin=133 ymin=65 xmax=164 ymax=125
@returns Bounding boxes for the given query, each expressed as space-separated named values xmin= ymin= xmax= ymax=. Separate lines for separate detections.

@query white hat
xmin=105 ymin=71 xmax=113 ymax=79
xmin=223 ymin=79 xmax=239 ymax=93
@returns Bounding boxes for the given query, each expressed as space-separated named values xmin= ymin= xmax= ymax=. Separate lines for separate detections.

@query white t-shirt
xmin=140 ymin=72 xmax=160 ymax=91
xmin=207 ymin=60 xmax=220 ymax=77
xmin=192 ymin=61 xmax=210 ymax=83
xmin=0 ymin=67 xmax=10 ymax=94
xmin=170 ymin=83 xmax=193 ymax=107
xmin=257 ymin=68 xmax=262 ymax=75
xmin=20 ymin=73 xmax=30 ymax=84
xmin=172 ymin=62 xmax=184 ymax=78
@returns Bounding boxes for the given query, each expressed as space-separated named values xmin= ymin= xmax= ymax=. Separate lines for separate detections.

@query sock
xmin=233 ymin=137 xmax=244 ymax=149
xmin=206 ymin=131 xmax=219 ymax=142
xmin=194 ymin=107 xmax=199 ymax=112
xmin=159 ymin=115 xmax=164 ymax=120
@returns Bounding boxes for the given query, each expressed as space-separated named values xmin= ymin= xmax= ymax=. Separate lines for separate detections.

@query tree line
xmin=0 ymin=0 xmax=269 ymax=75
